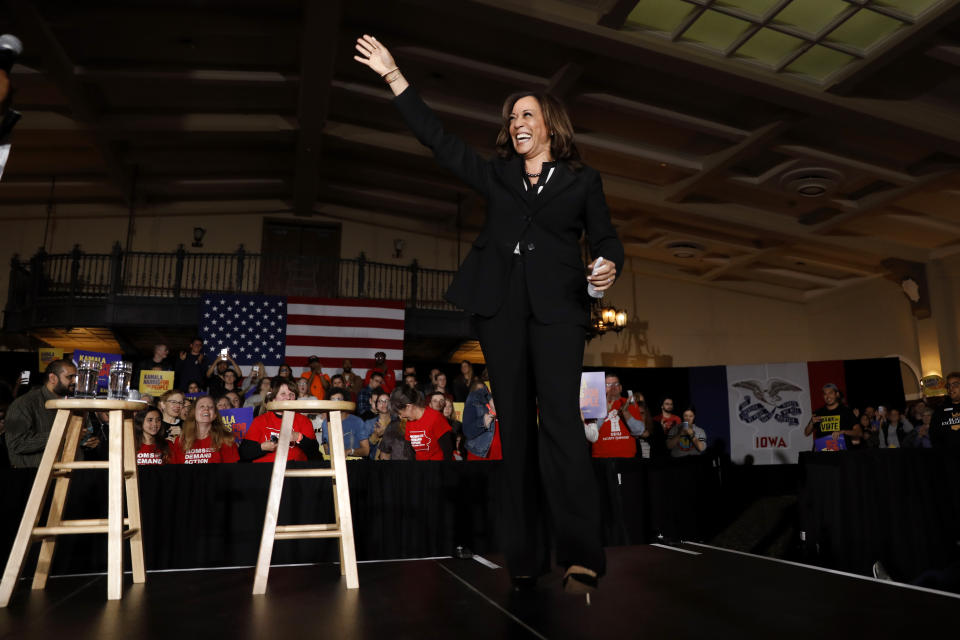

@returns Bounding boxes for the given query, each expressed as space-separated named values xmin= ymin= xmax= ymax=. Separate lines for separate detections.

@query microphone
xmin=0 ymin=34 xmax=23 ymax=73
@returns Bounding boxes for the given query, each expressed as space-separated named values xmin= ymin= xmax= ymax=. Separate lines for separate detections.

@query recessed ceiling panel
xmin=681 ymin=9 xmax=754 ymax=51
xmin=825 ymin=9 xmax=905 ymax=51
xmin=714 ymin=0 xmax=782 ymax=18
xmin=784 ymin=44 xmax=856 ymax=81
xmin=735 ymin=27 xmax=806 ymax=66
xmin=772 ymin=0 xmax=850 ymax=36
xmin=872 ymin=0 xmax=942 ymax=19
xmin=625 ymin=0 xmax=698 ymax=32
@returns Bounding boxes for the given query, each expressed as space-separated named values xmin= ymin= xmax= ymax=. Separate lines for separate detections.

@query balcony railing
xmin=6 ymin=243 xmax=458 ymax=313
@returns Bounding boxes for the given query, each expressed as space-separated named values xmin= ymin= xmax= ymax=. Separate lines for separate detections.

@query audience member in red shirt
xmin=589 ymin=375 xmax=643 ymax=458
xmin=364 ymin=351 xmax=396 ymax=393
xmin=654 ymin=397 xmax=682 ymax=433
xmin=135 ymin=407 xmax=172 ymax=465
xmin=389 ymin=385 xmax=453 ymax=460
xmin=239 ymin=378 xmax=322 ymax=463
xmin=171 ymin=395 xmax=239 ymax=464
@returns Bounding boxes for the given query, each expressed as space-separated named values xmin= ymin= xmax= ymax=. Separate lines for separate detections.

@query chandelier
xmin=586 ymin=300 xmax=627 ymax=341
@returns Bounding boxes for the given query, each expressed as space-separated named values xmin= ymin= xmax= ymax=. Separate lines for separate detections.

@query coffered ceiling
xmin=3 ymin=0 xmax=960 ymax=303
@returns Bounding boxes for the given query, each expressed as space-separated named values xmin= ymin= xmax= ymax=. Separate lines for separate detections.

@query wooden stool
xmin=253 ymin=399 xmax=359 ymax=594
xmin=0 ymin=399 xmax=147 ymax=606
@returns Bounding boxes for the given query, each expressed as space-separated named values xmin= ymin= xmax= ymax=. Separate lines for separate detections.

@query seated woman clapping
xmin=239 ymin=378 xmax=321 ymax=463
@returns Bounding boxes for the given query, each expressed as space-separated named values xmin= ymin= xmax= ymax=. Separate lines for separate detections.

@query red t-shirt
xmin=364 ymin=366 xmax=396 ymax=394
xmin=656 ymin=414 xmax=682 ymax=433
xmin=136 ymin=442 xmax=166 ymax=465
xmin=243 ymin=411 xmax=317 ymax=463
xmin=592 ymin=397 xmax=641 ymax=458
xmin=172 ymin=434 xmax=240 ymax=464
xmin=467 ymin=419 xmax=502 ymax=461
xmin=405 ymin=407 xmax=452 ymax=461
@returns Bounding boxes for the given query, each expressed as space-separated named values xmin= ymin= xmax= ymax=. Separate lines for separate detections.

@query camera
xmin=270 ymin=435 xmax=278 ymax=444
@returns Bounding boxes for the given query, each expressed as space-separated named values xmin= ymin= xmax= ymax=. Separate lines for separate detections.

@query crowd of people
xmin=0 ymin=341 xmax=509 ymax=467
xmin=1 ymin=340 xmax=958 ymax=469
xmin=804 ymin=377 xmax=960 ymax=451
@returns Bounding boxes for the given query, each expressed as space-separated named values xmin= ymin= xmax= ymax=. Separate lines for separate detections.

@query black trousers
xmin=474 ymin=256 xmax=605 ymax=577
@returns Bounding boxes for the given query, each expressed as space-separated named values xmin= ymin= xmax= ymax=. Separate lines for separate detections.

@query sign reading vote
xmin=579 ymin=371 xmax=607 ymax=420
xmin=139 ymin=370 xmax=175 ymax=396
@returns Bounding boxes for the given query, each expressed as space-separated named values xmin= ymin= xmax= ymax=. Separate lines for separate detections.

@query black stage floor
xmin=1 ymin=544 xmax=955 ymax=639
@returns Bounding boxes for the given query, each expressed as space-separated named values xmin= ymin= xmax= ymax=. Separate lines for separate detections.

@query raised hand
xmin=354 ymin=35 xmax=396 ymax=76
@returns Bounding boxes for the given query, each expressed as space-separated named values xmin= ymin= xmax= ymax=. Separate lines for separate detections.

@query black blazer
xmin=394 ymin=87 xmax=625 ymax=326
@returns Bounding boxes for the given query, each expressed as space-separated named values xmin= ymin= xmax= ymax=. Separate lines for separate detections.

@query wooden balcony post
xmin=173 ymin=244 xmax=185 ymax=298
xmin=109 ymin=242 xmax=123 ymax=299
xmin=409 ymin=259 xmax=419 ymax=307
xmin=235 ymin=244 xmax=246 ymax=292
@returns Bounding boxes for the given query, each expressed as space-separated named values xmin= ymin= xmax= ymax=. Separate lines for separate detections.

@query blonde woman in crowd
xmin=172 ymin=395 xmax=239 ymax=464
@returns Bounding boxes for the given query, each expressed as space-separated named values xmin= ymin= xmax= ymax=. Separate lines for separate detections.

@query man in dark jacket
xmin=5 ymin=359 xmax=75 ymax=467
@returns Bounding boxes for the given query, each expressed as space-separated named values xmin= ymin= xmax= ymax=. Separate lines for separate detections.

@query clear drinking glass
xmin=108 ymin=361 xmax=133 ymax=399
xmin=74 ymin=358 xmax=100 ymax=398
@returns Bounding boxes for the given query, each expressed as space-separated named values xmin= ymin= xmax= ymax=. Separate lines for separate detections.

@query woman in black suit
xmin=356 ymin=35 xmax=623 ymax=594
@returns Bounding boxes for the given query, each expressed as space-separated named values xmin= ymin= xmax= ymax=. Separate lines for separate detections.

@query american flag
xmin=199 ymin=295 xmax=404 ymax=376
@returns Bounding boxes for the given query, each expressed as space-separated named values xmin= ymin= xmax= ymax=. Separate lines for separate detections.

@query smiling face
xmin=142 ymin=410 xmax=162 ymax=440
xmin=160 ymin=393 xmax=184 ymax=418
xmin=509 ymin=96 xmax=551 ymax=160
xmin=195 ymin=397 xmax=215 ymax=425
xmin=275 ymin=385 xmax=296 ymax=402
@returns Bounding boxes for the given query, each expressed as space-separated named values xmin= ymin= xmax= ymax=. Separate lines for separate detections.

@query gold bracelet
xmin=384 ymin=69 xmax=401 ymax=84
xmin=379 ymin=67 xmax=398 ymax=78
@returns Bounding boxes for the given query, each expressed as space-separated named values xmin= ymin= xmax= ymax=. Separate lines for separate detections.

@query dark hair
xmin=370 ymin=371 xmax=384 ymax=382
xmin=946 ymin=371 xmax=960 ymax=383
xmin=45 ymin=359 xmax=73 ymax=380
xmin=327 ymin=388 xmax=347 ymax=402
xmin=134 ymin=407 xmax=171 ymax=462
xmin=267 ymin=378 xmax=298 ymax=403
xmin=389 ymin=385 xmax=423 ymax=414
xmin=331 ymin=373 xmax=344 ymax=385
xmin=277 ymin=363 xmax=293 ymax=377
xmin=495 ymin=91 xmax=582 ymax=171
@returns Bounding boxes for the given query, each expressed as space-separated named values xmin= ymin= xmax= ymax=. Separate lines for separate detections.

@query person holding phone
xmin=666 ymin=408 xmax=707 ymax=457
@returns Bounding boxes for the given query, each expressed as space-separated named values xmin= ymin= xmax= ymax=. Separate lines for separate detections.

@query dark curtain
xmin=0 ymin=457 xmax=720 ymax=576
xmin=799 ymin=449 xmax=960 ymax=580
